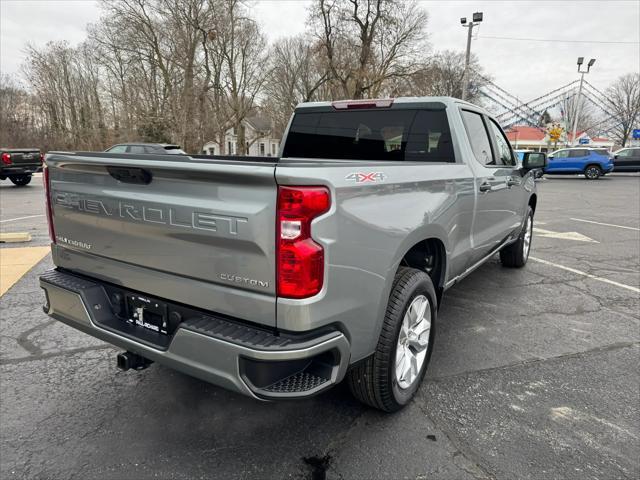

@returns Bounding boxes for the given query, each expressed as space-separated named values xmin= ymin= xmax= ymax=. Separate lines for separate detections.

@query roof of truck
xmin=295 ymin=96 xmax=484 ymax=112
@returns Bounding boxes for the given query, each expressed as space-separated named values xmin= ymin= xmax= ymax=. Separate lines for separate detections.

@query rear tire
xmin=584 ymin=165 xmax=602 ymax=180
xmin=500 ymin=207 xmax=533 ymax=268
xmin=347 ymin=267 xmax=436 ymax=412
xmin=9 ymin=174 xmax=32 ymax=186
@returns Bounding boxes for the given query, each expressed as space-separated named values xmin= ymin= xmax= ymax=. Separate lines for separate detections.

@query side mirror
xmin=523 ymin=152 xmax=547 ymax=171
xmin=614 ymin=154 xmax=619 ymax=160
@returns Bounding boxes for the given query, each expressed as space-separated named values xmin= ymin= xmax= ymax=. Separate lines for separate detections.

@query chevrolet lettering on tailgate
xmin=53 ymin=191 xmax=248 ymax=236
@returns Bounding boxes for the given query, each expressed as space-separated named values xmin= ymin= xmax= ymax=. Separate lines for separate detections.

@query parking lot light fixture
xmin=571 ymin=56 xmax=596 ymax=146
xmin=461 ymin=11 xmax=483 ymax=101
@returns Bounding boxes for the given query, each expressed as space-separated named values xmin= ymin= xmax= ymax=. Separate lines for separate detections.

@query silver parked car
xmin=105 ymin=143 xmax=186 ymax=155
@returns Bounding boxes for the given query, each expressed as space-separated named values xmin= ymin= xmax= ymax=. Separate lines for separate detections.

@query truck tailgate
xmin=47 ymin=153 xmax=277 ymax=327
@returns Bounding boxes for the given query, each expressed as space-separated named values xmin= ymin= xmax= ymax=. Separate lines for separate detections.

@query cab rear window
xmin=282 ymin=109 xmax=455 ymax=162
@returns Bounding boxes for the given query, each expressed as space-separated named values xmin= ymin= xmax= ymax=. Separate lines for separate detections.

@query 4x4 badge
xmin=345 ymin=172 xmax=386 ymax=183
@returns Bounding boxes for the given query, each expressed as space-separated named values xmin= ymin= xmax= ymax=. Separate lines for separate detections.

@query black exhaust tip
xmin=117 ymin=351 xmax=152 ymax=371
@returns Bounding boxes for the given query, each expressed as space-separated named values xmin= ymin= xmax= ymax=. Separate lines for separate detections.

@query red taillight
xmin=43 ymin=165 xmax=56 ymax=243
xmin=332 ymin=98 xmax=394 ymax=110
xmin=277 ymin=186 xmax=330 ymax=298
xmin=1 ymin=152 xmax=11 ymax=165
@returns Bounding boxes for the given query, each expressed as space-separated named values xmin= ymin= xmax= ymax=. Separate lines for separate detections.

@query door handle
xmin=479 ymin=182 xmax=492 ymax=193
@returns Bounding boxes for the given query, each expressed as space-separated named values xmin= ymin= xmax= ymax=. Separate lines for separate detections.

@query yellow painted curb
xmin=0 ymin=246 xmax=50 ymax=296
xmin=0 ymin=232 xmax=32 ymax=243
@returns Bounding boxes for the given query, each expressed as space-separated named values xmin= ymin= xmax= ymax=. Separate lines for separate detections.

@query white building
xmin=202 ymin=116 xmax=280 ymax=157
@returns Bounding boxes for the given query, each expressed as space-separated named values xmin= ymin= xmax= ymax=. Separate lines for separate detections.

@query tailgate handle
xmin=107 ymin=166 xmax=152 ymax=185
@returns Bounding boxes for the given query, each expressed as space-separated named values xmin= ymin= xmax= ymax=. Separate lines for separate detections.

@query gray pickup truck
xmin=39 ymin=97 xmax=546 ymax=412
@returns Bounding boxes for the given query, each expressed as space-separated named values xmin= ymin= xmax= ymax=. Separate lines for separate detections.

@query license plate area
xmin=126 ymin=294 xmax=169 ymax=334
xmin=99 ymin=285 xmax=188 ymax=349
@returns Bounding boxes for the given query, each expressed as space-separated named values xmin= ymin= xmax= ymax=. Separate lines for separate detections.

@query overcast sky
xmin=1 ymin=0 xmax=639 ymax=102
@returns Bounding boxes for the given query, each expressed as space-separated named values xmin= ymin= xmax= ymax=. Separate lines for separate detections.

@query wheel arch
xmin=396 ymin=236 xmax=447 ymax=307
xmin=584 ymin=163 xmax=603 ymax=171
xmin=528 ymin=193 xmax=537 ymax=215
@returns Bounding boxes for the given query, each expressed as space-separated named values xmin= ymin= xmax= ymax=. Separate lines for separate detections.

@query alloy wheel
xmin=395 ymin=295 xmax=431 ymax=390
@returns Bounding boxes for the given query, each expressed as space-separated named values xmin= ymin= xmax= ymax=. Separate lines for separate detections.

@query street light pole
xmin=570 ymin=57 xmax=595 ymax=146
xmin=461 ymin=12 xmax=483 ymax=101
xmin=570 ymin=73 xmax=586 ymax=147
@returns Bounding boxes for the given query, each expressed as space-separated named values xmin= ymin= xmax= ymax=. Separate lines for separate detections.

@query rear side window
xmin=128 ymin=145 xmax=147 ymax=154
xmin=460 ymin=110 xmax=494 ymax=166
xmin=106 ymin=145 xmax=127 ymax=153
xmin=569 ymin=149 xmax=588 ymax=158
xmin=487 ymin=119 xmax=515 ymax=166
xmin=282 ymin=109 xmax=454 ymax=162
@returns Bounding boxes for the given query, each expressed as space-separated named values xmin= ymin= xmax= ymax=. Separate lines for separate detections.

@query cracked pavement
xmin=1 ymin=174 xmax=639 ymax=479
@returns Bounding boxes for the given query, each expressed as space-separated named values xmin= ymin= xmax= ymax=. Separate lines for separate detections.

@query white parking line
xmin=0 ymin=214 xmax=45 ymax=224
xmin=570 ymin=218 xmax=640 ymax=232
xmin=530 ymin=257 xmax=640 ymax=294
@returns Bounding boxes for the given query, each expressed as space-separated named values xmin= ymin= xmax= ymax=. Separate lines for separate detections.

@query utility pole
xmin=570 ymin=57 xmax=596 ymax=146
xmin=461 ymin=12 xmax=483 ymax=101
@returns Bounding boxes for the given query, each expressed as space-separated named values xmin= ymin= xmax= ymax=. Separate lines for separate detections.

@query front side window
xmin=461 ymin=110 xmax=494 ymax=166
xmin=553 ymin=150 xmax=569 ymax=158
xmin=617 ymin=149 xmax=632 ymax=157
xmin=488 ymin=119 xmax=515 ymax=166
xmin=282 ymin=108 xmax=454 ymax=162
xmin=128 ymin=145 xmax=146 ymax=154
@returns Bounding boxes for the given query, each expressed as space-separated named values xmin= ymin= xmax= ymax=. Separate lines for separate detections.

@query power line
xmin=478 ymin=35 xmax=639 ymax=45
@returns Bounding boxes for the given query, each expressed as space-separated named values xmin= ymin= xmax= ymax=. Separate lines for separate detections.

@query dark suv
xmin=613 ymin=147 xmax=640 ymax=172
xmin=105 ymin=143 xmax=186 ymax=155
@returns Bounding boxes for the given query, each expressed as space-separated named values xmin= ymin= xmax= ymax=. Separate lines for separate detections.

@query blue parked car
xmin=546 ymin=147 xmax=614 ymax=179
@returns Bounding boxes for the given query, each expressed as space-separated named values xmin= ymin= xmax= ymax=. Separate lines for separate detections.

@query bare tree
xmin=203 ymin=0 xmax=269 ymax=154
xmin=15 ymin=0 xmax=503 ymax=156
xmin=605 ymin=73 xmax=640 ymax=147
xmin=0 ymin=75 xmax=43 ymax=148
xmin=558 ymin=93 xmax=595 ymax=136
xmin=263 ymin=35 xmax=329 ymax=136
xmin=400 ymin=50 xmax=487 ymax=101
xmin=310 ymin=0 xmax=429 ymax=99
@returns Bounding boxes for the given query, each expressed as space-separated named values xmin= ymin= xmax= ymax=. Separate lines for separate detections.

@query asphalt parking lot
xmin=1 ymin=173 xmax=638 ymax=480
